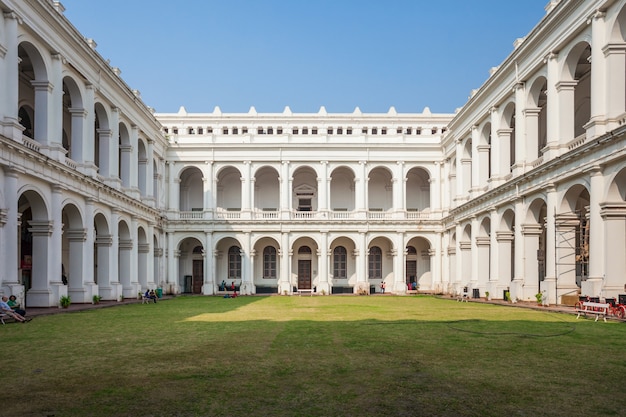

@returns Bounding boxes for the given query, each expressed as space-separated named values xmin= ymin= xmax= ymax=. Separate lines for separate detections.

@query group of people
xmin=144 ymin=289 xmax=158 ymax=303
xmin=0 ymin=295 xmax=30 ymax=323
xmin=220 ymin=280 xmax=238 ymax=298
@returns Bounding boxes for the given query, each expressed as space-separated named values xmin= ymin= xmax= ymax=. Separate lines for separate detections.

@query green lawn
xmin=2 ymin=295 xmax=625 ymax=417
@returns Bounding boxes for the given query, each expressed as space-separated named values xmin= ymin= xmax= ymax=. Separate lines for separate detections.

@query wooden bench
xmin=576 ymin=301 xmax=609 ymax=322
xmin=298 ymin=289 xmax=314 ymax=296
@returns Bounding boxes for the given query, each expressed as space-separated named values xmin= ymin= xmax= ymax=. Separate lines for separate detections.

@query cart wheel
xmin=617 ymin=306 xmax=626 ymax=319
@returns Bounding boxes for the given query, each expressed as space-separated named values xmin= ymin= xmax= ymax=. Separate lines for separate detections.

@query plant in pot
xmin=485 ymin=291 xmax=490 ymax=300
xmin=535 ymin=292 xmax=543 ymax=305
xmin=60 ymin=295 xmax=71 ymax=308
xmin=92 ymin=294 xmax=102 ymax=304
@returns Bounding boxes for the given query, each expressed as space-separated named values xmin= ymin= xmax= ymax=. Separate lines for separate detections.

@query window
xmin=362 ymin=127 xmax=368 ymax=134
xmin=298 ymin=198 xmax=312 ymax=211
xmin=242 ymin=127 xmax=248 ymax=134
xmin=222 ymin=128 xmax=229 ymax=135
xmin=228 ymin=246 xmax=241 ymax=279
xmin=207 ymin=127 xmax=213 ymax=134
xmin=173 ymin=127 xmax=178 ymax=134
xmin=258 ymin=127 xmax=265 ymax=134
xmin=268 ymin=127 xmax=274 ymax=134
xmin=328 ymin=127 xmax=334 ymax=135
xmin=333 ymin=246 xmax=347 ymax=279
xmin=232 ymin=127 xmax=239 ymax=134
xmin=415 ymin=128 xmax=421 ymax=135
xmin=405 ymin=128 xmax=412 ymax=134
xmin=188 ymin=127 xmax=195 ymax=134
xmin=397 ymin=127 xmax=403 ymax=134
xmin=164 ymin=127 xmax=169 ymax=134
xmin=302 ymin=127 xmax=308 ymax=135
xmin=441 ymin=127 xmax=447 ymax=133
xmin=198 ymin=127 xmax=203 ymax=135
xmin=277 ymin=127 xmax=283 ymax=134
xmin=337 ymin=127 xmax=343 ymax=134
xmin=372 ymin=127 xmax=378 ymax=135
xmin=346 ymin=127 xmax=352 ymax=135
xmin=312 ymin=127 xmax=318 ymax=134
xmin=368 ymin=246 xmax=382 ymax=279
xmin=431 ymin=127 xmax=437 ymax=134
xmin=263 ymin=247 xmax=277 ymax=279
xmin=293 ymin=127 xmax=299 ymax=135
xmin=381 ymin=128 xmax=387 ymax=135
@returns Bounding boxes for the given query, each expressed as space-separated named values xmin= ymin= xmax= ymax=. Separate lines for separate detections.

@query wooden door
xmin=192 ymin=259 xmax=203 ymax=294
xmin=298 ymin=260 xmax=311 ymax=289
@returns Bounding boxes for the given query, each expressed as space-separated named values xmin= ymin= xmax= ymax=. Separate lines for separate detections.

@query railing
xmin=329 ymin=211 xmax=354 ymax=220
xmin=258 ymin=210 xmax=278 ymax=219
xmin=22 ymin=136 xmax=41 ymax=152
xmin=292 ymin=211 xmax=316 ymax=219
xmin=567 ymin=133 xmax=586 ymax=151
xmin=215 ymin=209 xmax=241 ymax=219
xmin=179 ymin=211 xmax=205 ymax=220
xmin=406 ymin=211 xmax=430 ymax=220
xmin=367 ymin=211 xmax=392 ymax=220
xmin=65 ymin=157 xmax=78 ymax=170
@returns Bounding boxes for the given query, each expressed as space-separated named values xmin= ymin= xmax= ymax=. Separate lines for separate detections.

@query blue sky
xmin=60 ymin=0 xmax=548 ymax=114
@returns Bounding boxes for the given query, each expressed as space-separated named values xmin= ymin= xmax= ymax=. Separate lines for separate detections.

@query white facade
xmin=2 ymin=0 xmax=626 ymax=306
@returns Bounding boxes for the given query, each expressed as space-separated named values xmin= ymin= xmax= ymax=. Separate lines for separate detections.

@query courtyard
xmin=2 ymin=295 xmax=625 ymax=416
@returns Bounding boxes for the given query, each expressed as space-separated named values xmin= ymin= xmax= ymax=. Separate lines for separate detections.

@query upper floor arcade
xmin=0 ymin=0 xmax=168 ymax=208
xmin=444 ymin=0 xmax=626 ymax=207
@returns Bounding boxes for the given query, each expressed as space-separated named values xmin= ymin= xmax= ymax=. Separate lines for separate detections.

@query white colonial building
xmin=2 ymin=0 xmax=626 ymax=306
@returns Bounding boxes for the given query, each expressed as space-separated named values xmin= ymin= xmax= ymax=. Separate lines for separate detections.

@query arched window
xmin=333 ymin=246 xmax=347 ymax=279
xmin=368 ymin=246 xmax=382 ymax=279
xmin=263 ymin=246 xmax=277 ymax=279
xmin=228 ymin=246 xmax=241 ymax=278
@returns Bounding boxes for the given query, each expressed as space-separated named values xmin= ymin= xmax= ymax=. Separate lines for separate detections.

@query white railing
xmin=567 ymin=133 xmax=586 ymax=151
xmin=329 ymin=211 xmax=354 ymax=220
xmin=22 ymin=136 xmax=41 ymax=152
xmin=215 ymin=209 xmax=241 ymax=219
xmin=179 ymin=211 xmax=204 ymax=220
xmin=257 ymin=210 xmax=278 ymax=219
xmin=292 ymin=211 xmax=316 ymax=219
xmin=406 ymin=211 xmax=430 ymax=220
xmin=367 ymin=211 xmax=392 ymax=220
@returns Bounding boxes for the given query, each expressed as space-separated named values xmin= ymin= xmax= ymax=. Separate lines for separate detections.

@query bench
xmin=298 ymin=289 xmax=314 ymax=296
xmin=576 ymin=301 xmax=609 ymax=322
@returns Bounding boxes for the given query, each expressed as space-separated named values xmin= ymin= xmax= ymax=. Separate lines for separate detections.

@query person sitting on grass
xmin=0 ymin=296 xmax=29 ymax=322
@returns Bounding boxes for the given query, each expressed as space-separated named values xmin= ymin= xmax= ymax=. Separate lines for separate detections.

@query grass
xmin=1 ymin=295 xmax=625 ymax=417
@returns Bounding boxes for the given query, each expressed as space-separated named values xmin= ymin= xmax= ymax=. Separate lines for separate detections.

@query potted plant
xmin=535 ymin=292 xmax=542 ymax=305
xmin=485 ymin=291 xmax=490 ymax=300
xmin=92 ymin=295 xmax=102 ymax=304
xmin=60 ymin=295 xmax=71 ymax=308
xmin=504 ymin=291 xmax=511 ymax=303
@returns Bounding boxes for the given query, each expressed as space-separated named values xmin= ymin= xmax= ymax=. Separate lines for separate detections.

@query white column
xmin=431 ymin=162 xmax=441 ymax=213
xmin=146 ymin=140 xmax=155 ymax=203
xmin=393 ymin=161 xmax=404 ymax=214
xmin=49 ymin=53 xmax=65 ymax=160
xmin=470 ymin=125 xmax=481 ymax=192
xmin=82 ymin=84 xmax=96 ymax=176
xmin=2 ymin=12 xmax=19 ymax=131
xmin=583 ymin=166 xmax=604 ymax=296
xmin=604 ymin=43 xmax=626 ymax=128
xmin=203 ymin=232 xmax=214 ymax=294
xmin=512 ymin=82 xmax=526 ymax=176
xmin=3 ymin=169 xmax=19 ymax=283
xmin=242 ymin=161 xmax=251 ymax=214
xmin=318 ymin=161 xmax=328 ymax=212
xmin=544 ymin=185 xmax=557 ymax=304
xmin=130 ymin=126 xmax=140 ymax=197
xmin=587 ymin=10 xmax=607 ymax=138
xmin=544 ymin=52 xmax=560 ymax=160
xmin=523 ymin=108 xmax=541 ymax=164
xmin=31 ymin=81 xmax=53 ymax=149
xmin=318 ymin=231 xmax=330 ymax=294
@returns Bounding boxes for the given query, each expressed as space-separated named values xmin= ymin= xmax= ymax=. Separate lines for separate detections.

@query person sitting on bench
xmin=0 ymin=296 xmax=28 ymax=322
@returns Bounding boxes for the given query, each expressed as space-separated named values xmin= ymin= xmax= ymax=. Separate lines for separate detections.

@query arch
xmin=406 ymin=236 xmax=432 ymax=288
xmin=178 ymin=236 xmax=205 ymax=294
xmin=18 ymin=41 xmax=49 ymax=142
xmin=137 ymin=138 xmax=148 ymax=197
xmin=368 ymin=166 xmax=393 ymax=211
xmin=62 ymin=76 xmax=85 ymax=161
xmin=216 ymin=166 xmax=242 ymax=211
xmin=292 ymin=166 xmax=318 ymax=212
xmin=330 ymin=166 xmax=356 ymax=211
xmin=179 ymin=166 xmax=204 ymax=211
xmin=406 ymin=167 xmax=430 ymax=212
xmin=118 ymin=122 xmax=131 ymax=187
xmin=254 ymin=165 xmax=280 ymax=212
